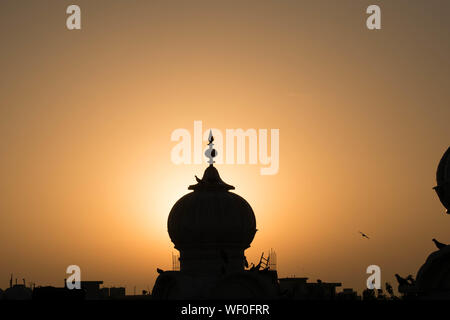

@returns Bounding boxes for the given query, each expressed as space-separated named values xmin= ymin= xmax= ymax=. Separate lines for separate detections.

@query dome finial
xmin=189 ymin=129 xmax=234 ymax=191
xmin=205 ymin=129 xmax=217 ymax=165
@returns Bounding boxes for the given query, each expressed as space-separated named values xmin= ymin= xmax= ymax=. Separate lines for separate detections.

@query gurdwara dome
xmin=168 ymin=165 xmax=257 ymax=250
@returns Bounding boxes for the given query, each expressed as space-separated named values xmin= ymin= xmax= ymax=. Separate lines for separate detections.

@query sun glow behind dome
xmin=0 ymin=1 xmax=449 ymax=295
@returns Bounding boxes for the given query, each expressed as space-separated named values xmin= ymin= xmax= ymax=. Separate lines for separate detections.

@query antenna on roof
xmin=269 ymin=248 xmax=277 ymax=271
xmin=172 ymin=251 xmax=180 ymax=271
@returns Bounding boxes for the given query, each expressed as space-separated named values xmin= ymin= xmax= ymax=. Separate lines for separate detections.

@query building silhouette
xmin=152 ymin=136 xmax=282 ymax=299
xmin=152 ymin=136 xmax=343 ymax=299
xmin=152 ymin=162 xmax=280 ymax=299
xmin=336 ymin=288 xmax=361 ymax=301
xmin=1 ymin=275 xmax=33 ymax=300
xmin=5 ymin=142 xmax=448 ymax=301
xmin=279 ymin=277 xmax=343 ymax=300
xmin=31 ymin=280 xmax=126 ymax=300
xmin=394 ymin=146 xmax=450 ymax=299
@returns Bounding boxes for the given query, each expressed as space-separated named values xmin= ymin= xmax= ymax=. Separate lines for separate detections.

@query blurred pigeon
xmin=432 ymin=238 xmax=447 ymax=250
xmin=157 ymin=268 xmax=165 ymax=274
xmin=395 ymin=274 xmax=409 ymax=286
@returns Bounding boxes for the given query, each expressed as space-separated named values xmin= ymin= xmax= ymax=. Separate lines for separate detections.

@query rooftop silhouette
xmin=1 ymin=145 xmax=450 ymax=301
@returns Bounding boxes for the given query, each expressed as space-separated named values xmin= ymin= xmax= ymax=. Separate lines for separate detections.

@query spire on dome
xmin=188 ymin=129 xmax=234 ymax=191
xmin=204 ymin=130 xmax=217 ymax=165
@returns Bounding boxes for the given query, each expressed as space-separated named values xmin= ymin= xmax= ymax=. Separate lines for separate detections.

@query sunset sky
xmin=0 ymin=0 xmax=449 ymax=294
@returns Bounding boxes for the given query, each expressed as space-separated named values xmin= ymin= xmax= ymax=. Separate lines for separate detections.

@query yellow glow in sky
xmin=0 ymin=1 xmax=449 ymax=294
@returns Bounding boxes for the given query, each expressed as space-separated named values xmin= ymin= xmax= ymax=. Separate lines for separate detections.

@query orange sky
xmin=0 ymin=0 xmax=449 ymax=294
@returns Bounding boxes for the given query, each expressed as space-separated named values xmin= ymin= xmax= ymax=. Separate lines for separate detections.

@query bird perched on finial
xmin=432 ymin=238 xmax=447 ymax=250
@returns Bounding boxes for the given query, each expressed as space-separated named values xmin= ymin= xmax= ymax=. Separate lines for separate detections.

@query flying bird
xmin=359 ymin=231 xmax=370 ymax=239
xmin=432 ymin=238 xmax=447 ymax=250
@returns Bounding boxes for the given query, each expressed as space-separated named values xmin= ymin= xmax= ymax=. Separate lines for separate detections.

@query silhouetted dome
xmin=434 ymin=146 xmax=450 ymax=213
xmin=168 ymin=165 xmax=256 ymax=249
xmin=416 ymin=245 xmax=450 ymax=295
xmin=436 ymin=146 xmax=450 ymax=186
